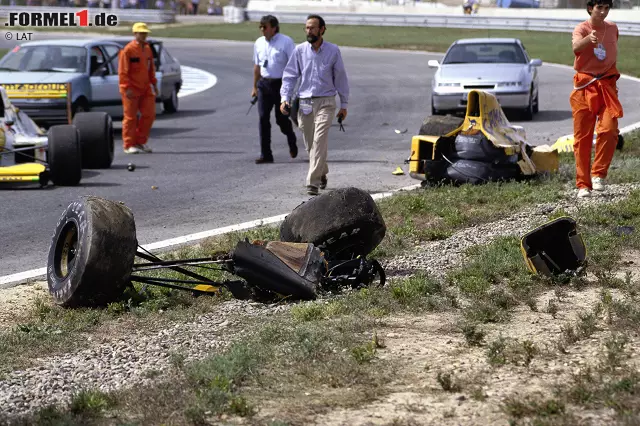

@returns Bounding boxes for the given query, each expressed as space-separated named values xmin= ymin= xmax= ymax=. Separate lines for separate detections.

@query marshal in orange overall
xmin=570 ymin=0 xmax=623 ymax=198
xmin=118 ymin=22 xmax=159 ymax=154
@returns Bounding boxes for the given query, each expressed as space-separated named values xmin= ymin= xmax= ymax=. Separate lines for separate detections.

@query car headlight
xmin=497 ymin=82 xmax=523 ymax=87
xmin=437 ymin=82 xmax=461 ymax=87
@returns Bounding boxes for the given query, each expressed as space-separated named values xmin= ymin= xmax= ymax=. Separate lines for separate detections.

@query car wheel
xmin=72 ymin=111 xmax=114 ymax=169
xmin=163 ymin=86 xmax=179 ymax=113
xmin=431 ymin=98 xmax=440 ymax=116
xmin=47 ymin=196 xmax=137 ymax=307
xmin=522 ymin=90 xmax=534 ymax=121
xmin=533 ymin=89 xmax=539 ymax=114
xmin=48 ymin=125 xmax=82 ymax=186
xmin=72 ymin=99 xmax=89 ymax=117
xmin=279 ymin=187 xmax=387 ymax=261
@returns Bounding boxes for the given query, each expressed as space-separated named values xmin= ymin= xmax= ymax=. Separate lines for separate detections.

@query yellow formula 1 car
xmin=0 ymin=85 xmax=114 ymax=187
xmin=406 ymin=89 xmax=559 ymax=185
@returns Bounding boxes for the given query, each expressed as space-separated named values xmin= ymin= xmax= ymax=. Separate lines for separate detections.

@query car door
xmin=89 ymin=44 xmax=121 ymax=117
xmin=159 ymin=46 xmax=182 ymax=100
xmin=149 ymin=41 xmax=170 ymax=101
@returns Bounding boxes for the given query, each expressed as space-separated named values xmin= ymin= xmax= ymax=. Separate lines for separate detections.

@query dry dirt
xmin=270 ymin=285 xmax=634 ymax=426
xmin=0 ymin=280 xmax=49 ymax=331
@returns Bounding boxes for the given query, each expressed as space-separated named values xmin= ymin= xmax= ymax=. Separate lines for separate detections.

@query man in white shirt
xmin=252 ymin=15 xmax=298 ymax=164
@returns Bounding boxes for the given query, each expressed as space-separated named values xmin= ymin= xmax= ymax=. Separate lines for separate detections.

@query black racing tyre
xmin=450 ymin=133 xmax=519 ymax=165
xmin=280 ymin=187 xmax=386 ymax=259
xmin=444 ymin=159 xmax=520 ymax=185
xmin=48 ymin=125 xmax=82 ymax=186
xmin=72 ymin=111 xmax=114 ymax=169
xmin=47 ymin=196 xmax=137 ymax=307
xmin=419 ymin=115 xmax=464 ymax=137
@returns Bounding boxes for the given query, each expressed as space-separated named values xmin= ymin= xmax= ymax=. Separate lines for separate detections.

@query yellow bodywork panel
xmin=193 ymin=284 xmax=220 ymax=293
xmin=409 ymin=135 xmax=440 ymax=174
xmin=530 ymin=144 xmax=560 ymax=174
xmin=461 ymin=91 xmax=536 ymax=175
xmin=462 ymin=90 xmax=526 ymax=152
xmin=0 ymin=163 xmax=46 ymax=179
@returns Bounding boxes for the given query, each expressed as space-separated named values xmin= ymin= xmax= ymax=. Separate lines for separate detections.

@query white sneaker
xmin=138 ymin=144 xmax=153 ymax=153
xmin=124 ymin=146 xmax=142 ymax=154
xmin=577 ymin=188 xmax=591 ymax=198
xmin=592 ymin=176 xmax=605 ymax=191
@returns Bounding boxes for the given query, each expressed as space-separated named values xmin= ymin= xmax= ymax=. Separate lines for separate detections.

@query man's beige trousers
xmin=297 ymin=96 xmax=336 ymax=188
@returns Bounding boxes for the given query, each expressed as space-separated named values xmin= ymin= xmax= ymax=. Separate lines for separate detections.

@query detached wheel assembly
xmin=279 ymin=187 xmax=386 ymax=260
xmin=47 ymin=190 xmax=388 ymax=308
xmin=47 ymin=196 xmax=137 ymax=307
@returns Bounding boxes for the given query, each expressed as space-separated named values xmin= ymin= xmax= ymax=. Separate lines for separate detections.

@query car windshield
xmin=0 ymin=45 xmax=87 ymax=73
xmin=442 ymin=43 xmax=527 ymax=65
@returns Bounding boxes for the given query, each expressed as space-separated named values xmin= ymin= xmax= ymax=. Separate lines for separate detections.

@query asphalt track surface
xmin=2 ymin=36 xmax=640 ymax=277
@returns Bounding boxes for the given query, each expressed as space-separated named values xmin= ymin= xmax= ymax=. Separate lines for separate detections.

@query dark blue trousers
xmin=257 ymin=78 xmax=296 ymax=160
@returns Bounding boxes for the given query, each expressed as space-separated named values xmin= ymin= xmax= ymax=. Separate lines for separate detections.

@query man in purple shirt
xmin=280 ymin=14 xmax=350 ymax=196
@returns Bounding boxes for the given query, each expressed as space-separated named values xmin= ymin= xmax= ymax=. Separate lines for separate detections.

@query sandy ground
xmin=0 ymin=280 xmax=49 ymax=331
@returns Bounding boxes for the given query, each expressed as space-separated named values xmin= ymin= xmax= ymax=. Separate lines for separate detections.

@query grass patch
xmin=290 ymin=271 xmax=457 ymax=323
xmin=9 ymin=314 xmax=392 ymax=425
xmin=12 ymin=23 xmax=640 ymax=76
xmin=447 ymin=235 xmax=541 ymax=324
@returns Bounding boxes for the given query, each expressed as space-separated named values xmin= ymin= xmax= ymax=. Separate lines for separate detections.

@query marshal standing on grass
xmin=280 ymin=14 xmax=350 ymax=196
xmin=570 ymin=0 xmax=623 ymax=198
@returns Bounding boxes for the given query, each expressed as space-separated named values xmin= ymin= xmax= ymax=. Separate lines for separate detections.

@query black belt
xmin=262 ymin=77 xmax=282 ymax=82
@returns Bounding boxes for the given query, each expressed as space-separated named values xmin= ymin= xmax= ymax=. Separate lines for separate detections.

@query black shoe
xmin=290 ymin=144 xmax=298 ymax=159
xmin=307 ymin=185 xmax=319 ymax=196
xmin=255 ymin=157 xmax=274 ymax=164
xmin=320 ymin=175 xmax=327 ymax=190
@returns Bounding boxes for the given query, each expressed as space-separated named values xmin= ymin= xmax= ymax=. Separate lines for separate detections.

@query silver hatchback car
xmin=428 ymin=38 xmax=543 ymax=120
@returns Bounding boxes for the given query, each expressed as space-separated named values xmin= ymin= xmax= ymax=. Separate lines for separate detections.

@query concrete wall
xmin=247 ymin=0 xmax=640 ymax=21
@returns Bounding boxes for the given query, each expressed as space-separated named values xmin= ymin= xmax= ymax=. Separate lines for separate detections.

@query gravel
xmin=0 ymin=299 xmax=289 ymax=418
xmin=1 ymin=182 xmax=639 ymax=419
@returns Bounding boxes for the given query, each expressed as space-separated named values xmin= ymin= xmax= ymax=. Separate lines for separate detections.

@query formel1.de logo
xmin=5 ymin=10 xmax=118 ymax=27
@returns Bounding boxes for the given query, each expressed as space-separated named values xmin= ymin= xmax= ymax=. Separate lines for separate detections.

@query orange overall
xmin=118 ymin=40 xmax=157 ymax=149
xmin=570 ymin=20 xmax=623 ymax=190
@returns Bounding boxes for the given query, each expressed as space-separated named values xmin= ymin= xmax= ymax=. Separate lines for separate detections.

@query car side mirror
xmin=428 ymin=59 xmax=440 ymax=68
xmin=529 ymin=59 xmax=543 ymax=67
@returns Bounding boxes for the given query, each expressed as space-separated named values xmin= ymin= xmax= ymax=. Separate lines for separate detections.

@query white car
xmin=428 ymin=38 xmax=543 ymax=120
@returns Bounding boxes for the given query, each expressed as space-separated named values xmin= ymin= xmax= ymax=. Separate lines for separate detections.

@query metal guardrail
xmin=0 ymin=6 xmax=176 ymax=24
xmin=246 ymin=10 xmax=640 ymax=36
